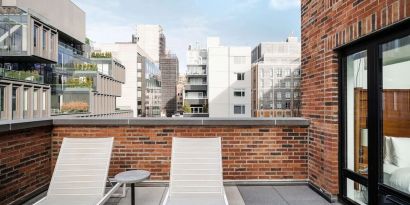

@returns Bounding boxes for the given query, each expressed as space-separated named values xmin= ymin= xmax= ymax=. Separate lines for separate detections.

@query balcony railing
xmin=186 ymin=72 xmax=207 ymax=75
xmin=0 ymin=68 xmax=44 ymax=84
xmin=187 ymin=82 xmax=207 ymax=85
xmin=185 ymin=95 xmax=208 ymax=99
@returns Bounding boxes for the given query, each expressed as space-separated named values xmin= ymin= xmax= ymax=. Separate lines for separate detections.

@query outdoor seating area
xmin=10 ymin=127 xmax=339 ymax=205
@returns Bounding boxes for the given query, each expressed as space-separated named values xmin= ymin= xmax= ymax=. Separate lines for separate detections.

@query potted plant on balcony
xmin=61 ymin=102 xmax=89 ymax=114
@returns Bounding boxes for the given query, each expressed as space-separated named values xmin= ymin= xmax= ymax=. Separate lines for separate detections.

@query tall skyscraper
xmin=251 ymin=37 xmax=301 ymax=118
xmin=135 ymin=25 xmax=166 ymax=64
xmin=160 ymin=53 xmax=179 ymax=117
xmin=207 ymin=37 xmax=252 ymax=118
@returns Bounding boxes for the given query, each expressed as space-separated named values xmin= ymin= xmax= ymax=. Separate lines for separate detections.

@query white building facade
xmin=93 ymin=42 xmax=161 ymax=117
xmin=251 ymin=37 xmax=302 ymax=118
xmin=207 ymin=37 xmax=251 ymax=118
xmin=135 ymin=25 xmax=166 ymax=64
xmin=184 ymin=43 xmax=209 ymax=117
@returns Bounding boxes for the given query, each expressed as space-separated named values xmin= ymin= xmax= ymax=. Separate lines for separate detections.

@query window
xmin=276 ymin=103 xmax=282 ymax=109
xmin=12 ymin=87 xmax=17 ymax=119
xmin=294 ymin=81 xmax=300 ymax=87
xmin=50 ymin=33 xmax=55 ymax=51
xmin=42 ymin=29 xmax=47 ymax=49
xmin=285 ymin=81 xmax=291 ymax=88
xmin=33 ymin=25 xmax=39 ymax=47
xmin=276 ymin=92 xmax=282 ymax=100
xmin=276 ymin=68 xmax=282 ymax=77
xmin=285 ymin=102 xmax=290 ymax=109
xmin=294 ymin=69 xmax=301 ymax=76
xmin=233 ymin=56 xmax=246 ymax=64
xmin=236 ymin=73 xmax=245 ymax=80
xmin=294 ymin=92 xmax=299 ymax=99
xmin=284 ymin=69 xmax=291 ymax=76
xmin=339 ymin=21 xmax=410 ymax=205
xmin=285 ymin=92 xmax=291 ymax=99
xmin=234 ymin=105 xmax=245 ymax=114
xmin=234 ymin=89 xmax=245 ymax=97
xmin=381 ymin=34 xmax=410 ymax=196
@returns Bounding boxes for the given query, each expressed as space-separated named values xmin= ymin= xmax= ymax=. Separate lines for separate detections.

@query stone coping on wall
xmin=0 ymin=117 xmax=309 ymax=133
xmin=52 ymin=117 xmax=310 ymax=126
xmin=0 ymin=118 xmax=53 ymax=133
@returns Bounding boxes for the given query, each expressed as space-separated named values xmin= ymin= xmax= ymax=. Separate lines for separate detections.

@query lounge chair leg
xmin=131 ymin=183 xmax=135 ymax=205
xmin=122 ymin=183 xmax=126 ymax=197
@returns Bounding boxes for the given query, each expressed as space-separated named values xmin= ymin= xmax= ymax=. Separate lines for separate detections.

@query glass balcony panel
xmin=0 ymin=67 xmax=44 ymax=84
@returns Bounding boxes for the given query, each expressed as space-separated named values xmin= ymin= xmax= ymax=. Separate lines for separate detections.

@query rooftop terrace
xmin=0 ymin=118 xmax=343 ymax=205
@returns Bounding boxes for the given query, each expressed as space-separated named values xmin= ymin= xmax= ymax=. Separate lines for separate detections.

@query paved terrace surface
xmin=24 ymin=185 xmax=342 ymax=205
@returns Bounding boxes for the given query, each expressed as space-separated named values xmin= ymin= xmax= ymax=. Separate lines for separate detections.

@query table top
xmin=114 ymin=170 xmax=151 ymax=184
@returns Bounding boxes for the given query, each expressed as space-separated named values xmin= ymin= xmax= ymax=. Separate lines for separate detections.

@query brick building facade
xmin=301 ymin=0 xmax=410 ymax=197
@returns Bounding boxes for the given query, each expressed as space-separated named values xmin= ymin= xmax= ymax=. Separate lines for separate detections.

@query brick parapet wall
xmin=301 ymin=0 xmax=410 ymax=195
xmin=51 ymin=125 xmax=309 ymax=181
xmin=0 ymin=126 xmax=53 ymax=205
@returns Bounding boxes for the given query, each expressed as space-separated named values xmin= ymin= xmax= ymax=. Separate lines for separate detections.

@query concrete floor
xmin=23 ymin=185 xmax=343 ymax=205
xmin=104 ymin=185 xmax=343 ymax=205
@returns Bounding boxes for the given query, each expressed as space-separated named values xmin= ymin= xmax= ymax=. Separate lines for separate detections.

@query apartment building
xmin=184 ymin=43 xmax=209 ymax=117
xmin=139 ymin=53 xmax=161 ymax=117
xmin=0 ymin=0 xmax=86 ymax=120
xmin=207 ymin=37 xmax=251 ymax=118
xmin=135 ymin=25 xmax=166 ymax=64
xmin=176 ymin=74 xmax=186 ymax=115
xmin=52 ymin=46 xmax=126 ymax=116
xmin=94 ymin=41 xmax=161 ymax=117
xmin=251 ymin=37 xmax=301 ymax=118
xmin=160 ymin=53 xmax=179 ymax=117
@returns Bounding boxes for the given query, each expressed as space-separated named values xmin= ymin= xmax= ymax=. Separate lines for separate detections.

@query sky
xmin=72 ymin=0 xmax=301 ymax=73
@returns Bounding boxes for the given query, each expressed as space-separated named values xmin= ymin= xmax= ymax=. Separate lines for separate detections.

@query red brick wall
xmin=0 ymin=126 xmax=52 ymax=205
xmin=52 ymin=125 xmax=308 ymax=181
xmin=301 ymin=0 xmax=410 ymax=195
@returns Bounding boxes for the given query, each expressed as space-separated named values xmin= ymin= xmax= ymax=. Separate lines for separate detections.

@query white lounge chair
xmin=34 ymin=138 xmax=122 ymax=205
xmin=162 ymin=137 xmax=229 ymax=205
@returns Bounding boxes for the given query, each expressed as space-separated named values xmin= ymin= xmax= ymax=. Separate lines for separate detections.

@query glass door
xmin=379 ymin=34 xmax=410 ymax=203
xmin=339 ymin=20 xmax=410 ymax=205
xmin=342 ymin=50 xmax=369 ymax=205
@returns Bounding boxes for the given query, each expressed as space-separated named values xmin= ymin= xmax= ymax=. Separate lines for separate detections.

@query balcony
xmin=185 ymin=97 xmax=208 ymax=105
xmin=0 ymin=68 xmax=44 ymax=84
xmin=186 ymin=72 xmax=207 ymax=77
xmin=185 ymin=84 xmax=207 ymax=91
xmin=0 ymin=118 xmax=349 ymax=205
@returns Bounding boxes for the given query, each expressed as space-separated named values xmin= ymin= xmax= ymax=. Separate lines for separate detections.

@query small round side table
xmin=115 ymin=170 xmax=151 ymax=205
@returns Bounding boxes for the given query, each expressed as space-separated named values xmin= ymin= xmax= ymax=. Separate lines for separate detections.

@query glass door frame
xmin=337 ymin=19 xmax=410 ymax=205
